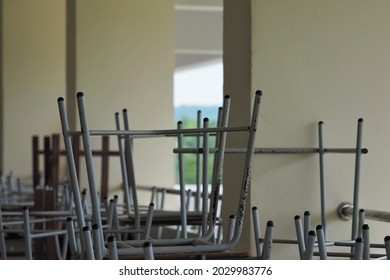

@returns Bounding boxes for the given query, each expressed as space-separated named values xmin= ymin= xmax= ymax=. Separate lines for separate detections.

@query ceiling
xmin=174 ymin=0 xmax=223 ymax=70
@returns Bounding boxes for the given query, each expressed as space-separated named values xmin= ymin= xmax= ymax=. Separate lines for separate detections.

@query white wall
xmin=224 ymin=0 xmax=390 ymax=259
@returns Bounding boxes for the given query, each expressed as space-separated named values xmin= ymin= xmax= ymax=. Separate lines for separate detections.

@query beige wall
xmin=224 ymin=0 xmax=390 ymax=259
xmin=3 ymin=0 xmax=66 ymax=182
xmin=222 ymin=0 xmax=253 ymax=255
xmin=75 ymin=0 xmax=175 ymax=203
xmin=2 ymin=1 xmax=175 ymax=204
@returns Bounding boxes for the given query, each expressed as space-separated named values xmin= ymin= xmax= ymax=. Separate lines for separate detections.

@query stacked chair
xmin=51 ymin=90 xmax=262 ymax=259
xmin=250 ymin=118 xmax=390 ymax=260
xmin=2 ymin=88 xmax=390 ymax=260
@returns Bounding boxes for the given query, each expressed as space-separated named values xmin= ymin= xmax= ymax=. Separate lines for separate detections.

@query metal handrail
xmin=337 ymin=202 xmax=390 ymax=223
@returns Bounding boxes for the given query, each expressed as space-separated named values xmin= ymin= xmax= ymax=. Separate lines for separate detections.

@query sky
xmin=174 ymin=61 xmax=223 ymax=107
